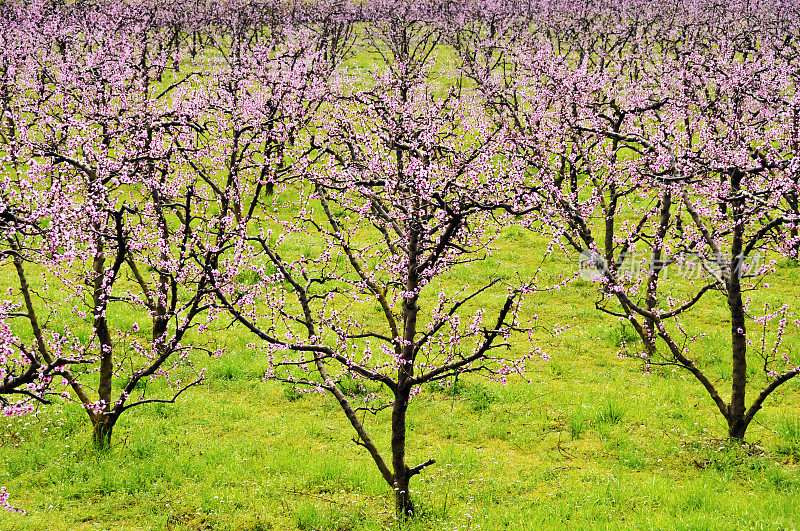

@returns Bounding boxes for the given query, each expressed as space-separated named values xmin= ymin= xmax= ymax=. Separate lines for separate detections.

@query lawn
xmin=2 ymin=226 xmax=800 ymax=530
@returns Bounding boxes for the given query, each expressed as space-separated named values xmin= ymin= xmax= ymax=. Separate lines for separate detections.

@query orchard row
xmin=1 ymin=0 xmax=799 ymax=517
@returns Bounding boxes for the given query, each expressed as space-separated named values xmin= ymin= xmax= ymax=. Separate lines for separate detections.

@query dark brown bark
xmin=93 ymin=245 xmax=114 ymax=411
xmin=393 ymin=194 xmax=419 ymax=516
xmin=643 ymin=191 xmax=672 ymax=356
xmin=391 ymin=390 xmax=414 ymax=518
xmin=91 ymin=414 xmax=118 ymax=451
xmin=727 ymin=170 xmax=748 ymax=440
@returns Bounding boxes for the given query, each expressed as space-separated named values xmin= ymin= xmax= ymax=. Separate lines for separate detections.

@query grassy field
xmin=2 ymin=222 xmax=800 ymax=530
xmin=2 ymin=22 xmax=800 ymax=529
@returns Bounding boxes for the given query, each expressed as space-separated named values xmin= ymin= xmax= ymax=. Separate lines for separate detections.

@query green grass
xmin=2 ymin=384 xmax=800 ymax=530
xmin=2 ymin=226 xmax=800 ymax=529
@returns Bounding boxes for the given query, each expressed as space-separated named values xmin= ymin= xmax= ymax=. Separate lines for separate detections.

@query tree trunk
xmin=391 ymin=391 xmax=414 ymax=519
xmin=728 ymin=279 xmax=748 ymax=441
xmin=394 ymin=471 xmax=414 ymax=519
xmin=728 ymin=415 xmax=749 ymax=440
xmin=728 ymin=170 xmax=748 ymax=441
xmin=92 ymin=415 xmax=117 ymax=451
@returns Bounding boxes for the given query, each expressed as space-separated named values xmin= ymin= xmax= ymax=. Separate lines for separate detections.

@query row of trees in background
xmin=1 ymin=0 xmax=799 ymax=518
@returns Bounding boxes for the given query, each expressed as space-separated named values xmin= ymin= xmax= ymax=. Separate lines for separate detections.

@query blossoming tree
xmin=208 ymin=3 xmax=540 ymax=516
xmin=0 ymin=0 xmax=226 ymax=448
xmin=454 ymin=0 xmax=800 ymax=440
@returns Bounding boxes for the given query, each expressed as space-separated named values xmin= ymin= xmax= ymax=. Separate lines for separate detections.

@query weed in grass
xmin=464 ymin=383 xmax=498 ymax=413
xmin=441 ymin=418 xmax=461 ymax=440
xmin=614 ymin=439 xmax=649 ymax=470
xmin=150 ymin=402 xmax=178 ymax=419
xmin=126 ymin=432 xmax=161 ymax=461
xmin=763 ymin=464 xmax=800 ymax=491
xmin=306 ymin=418 xmax=334 ymax=441
xmin=573 ymin=277 xmax=592 ymax=288
xmin=210 ymin=351 xmax=266 ymax=382
xmin=548 ymin=359 xmax=567 ymax=378
xmin=607 ymin=322 xmax=640 ymax=348
xmin=600 ymin=475 xmax=623 ymax=508
xmin=166 ymin=509 xmax=213 ymax=531
xmin=235 ymin=269 xmax=263 ymax=286
xmin=427 ymin=377 xmax=498 ymax=412
xmin=597 ymin=397 xmax=627 ymax=425
xmin=485 ymin=419 xmax=511 ymax=441
xmin=234 ymin=263 xmax=277 ymax=286
xmin=55 ymin=402 xmax=87 ymax=437
xmin=501 ymin=225 xmax=527 ymax=242
xmin=336 ymin=376 xmax=371 ymax=398
xmin=211 ymin=359 xmax=240 ymax=381
xmin=410 ymin=495 xmax=452 ymax=524
xmin=294 ymin=502 xmax=343 ymax=531
xmin=691 ymin=439 xmax=769 ymax=476
xmin=4 ymin=446 xmax=48 ymax=478
xmin=304 ymin=457 xmax=360 ymax=494
xmin=430 ymin=377 xmax=466 ymax=396
xmin=242 ymin=521 xmax=274 ymax=531
xmin=284 ymin=385 xmax=304 ymax=402
xmin=679 ymin=484 xmax=711 ymax=511
xmin=776 ymin=415 xmax=800 ymax=460
xmin=568 ymin=415 xmax=585 ymax=440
